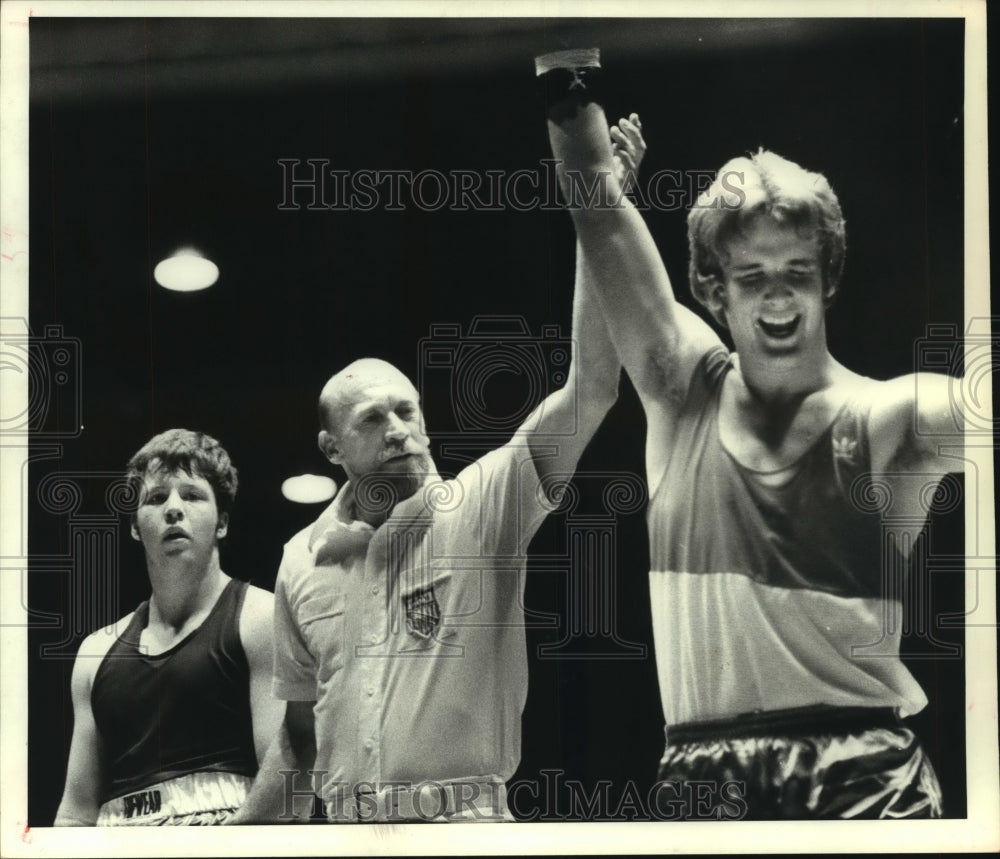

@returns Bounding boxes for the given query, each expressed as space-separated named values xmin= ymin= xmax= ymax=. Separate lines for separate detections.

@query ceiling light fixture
xmin=281 ymin=474 xmax=337 ymax=504
xmin=153 ymin=247 xmax=219 ymax=292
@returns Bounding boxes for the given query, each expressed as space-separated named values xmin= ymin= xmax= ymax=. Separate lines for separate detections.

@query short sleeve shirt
xmin=272 ymin=439 xmax=555 ymax=803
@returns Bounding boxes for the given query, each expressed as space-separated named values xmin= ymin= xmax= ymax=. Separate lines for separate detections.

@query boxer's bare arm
xmin=520 ymin=114 xmax=651 ymax=490
xmin=543 ymin=79 xmax=721 ymax=407
xmin=54 ymin=625 xmax=120 ymax=825
xmin=240 ymin=586 xmax=284 ymax=767
xmin=868 ymin=372 xmax=965 ymax=478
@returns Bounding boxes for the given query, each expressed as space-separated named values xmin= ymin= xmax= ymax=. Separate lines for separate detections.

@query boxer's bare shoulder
xmin=72 ymin=613 xmax=136 ymax=681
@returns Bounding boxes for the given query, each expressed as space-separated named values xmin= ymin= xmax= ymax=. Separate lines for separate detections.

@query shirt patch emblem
xmin=404 ymin=585 xmax=441 ymax=638
xmin=833 ymin=435 xmax=857 ymax=466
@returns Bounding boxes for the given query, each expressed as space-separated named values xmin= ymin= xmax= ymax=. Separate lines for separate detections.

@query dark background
xmin=26 ymin=16 xmax=967 ymax=823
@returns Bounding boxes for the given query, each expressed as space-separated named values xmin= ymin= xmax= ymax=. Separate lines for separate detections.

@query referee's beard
xmin=355 ymin=451 xmax=434 ymax=523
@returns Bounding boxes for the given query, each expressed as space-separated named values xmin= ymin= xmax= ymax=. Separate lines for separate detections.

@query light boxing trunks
xmin=654 ymin=705 xmax=943 ymax=819
xmin=96 ymin=771 xmax=252 ymax=826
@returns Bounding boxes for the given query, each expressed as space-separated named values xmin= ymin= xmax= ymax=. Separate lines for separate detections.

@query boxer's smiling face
xmin=712 ymin=214 xmax=832 ymax=361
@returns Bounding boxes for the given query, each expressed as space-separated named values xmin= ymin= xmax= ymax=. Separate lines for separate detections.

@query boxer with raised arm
xmin=537 ymin=47 xmax=963 ymax=819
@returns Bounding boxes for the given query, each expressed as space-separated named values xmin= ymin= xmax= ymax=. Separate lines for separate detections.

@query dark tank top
xmin=91 ymin=578 xmax=258 ymax=801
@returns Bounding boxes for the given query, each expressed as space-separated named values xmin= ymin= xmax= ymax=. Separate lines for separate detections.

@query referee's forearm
xmin=230 ymin=725 xmax=316 ymax=824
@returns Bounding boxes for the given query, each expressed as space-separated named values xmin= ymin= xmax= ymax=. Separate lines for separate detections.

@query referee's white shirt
xmin=273 ymin=440 xmax=555 ymax=810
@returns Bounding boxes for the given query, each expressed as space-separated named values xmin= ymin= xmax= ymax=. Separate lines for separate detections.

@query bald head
xmin=318 ymin=358 xmax=419 ymax=434
xmin=316 ymin=359 xmax=432 ymax=519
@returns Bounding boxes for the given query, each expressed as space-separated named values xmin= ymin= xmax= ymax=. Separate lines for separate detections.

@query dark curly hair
xmin=125 ymin=428 xmax=238 ymax=518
